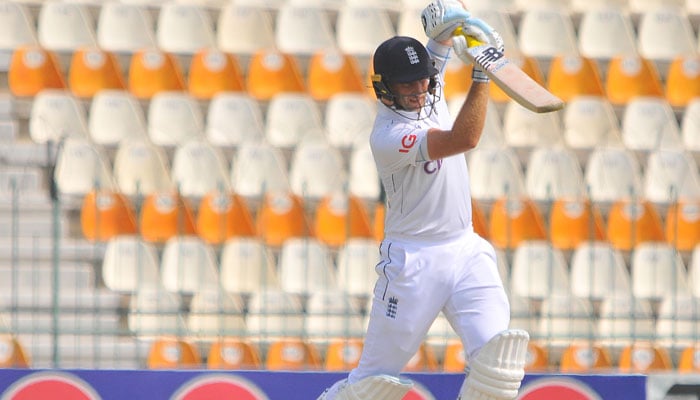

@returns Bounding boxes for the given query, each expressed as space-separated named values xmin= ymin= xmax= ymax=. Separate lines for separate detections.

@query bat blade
xmin=467 ymin=46 xmax=565 ymax=113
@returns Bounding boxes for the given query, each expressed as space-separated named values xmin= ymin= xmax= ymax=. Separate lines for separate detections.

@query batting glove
xmin=421 ymin=0 xmax=471 ymax=42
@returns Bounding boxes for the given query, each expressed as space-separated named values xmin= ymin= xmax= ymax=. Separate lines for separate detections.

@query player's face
xmin=391 ymin=78 xmax=430 ymax=112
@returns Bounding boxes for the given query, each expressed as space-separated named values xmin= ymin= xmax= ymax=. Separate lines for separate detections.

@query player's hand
xmin=453 ymin=18 xmax=505 ymax=83
xmin=421 ymin=0 xmax=471 ymax=42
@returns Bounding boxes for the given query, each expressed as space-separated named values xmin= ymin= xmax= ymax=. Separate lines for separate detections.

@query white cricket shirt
xmin=370 ymin=40 xmax=474 ymax=243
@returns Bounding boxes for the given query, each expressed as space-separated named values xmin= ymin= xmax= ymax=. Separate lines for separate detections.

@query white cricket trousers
xmin=347 ymin=230 xmax=510 ymax=383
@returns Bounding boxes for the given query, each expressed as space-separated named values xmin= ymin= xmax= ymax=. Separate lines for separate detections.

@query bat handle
xmin=452 ymin=25 xmax=484 ymax=47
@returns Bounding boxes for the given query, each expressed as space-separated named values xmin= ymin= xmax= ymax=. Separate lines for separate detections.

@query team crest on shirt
xmin=386 ymin=297 xmax=399 ymax=319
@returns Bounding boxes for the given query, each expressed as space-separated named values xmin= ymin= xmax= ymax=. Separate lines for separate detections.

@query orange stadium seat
xmin=549 ymin=197 xmax=606 ymax=251
xmin=559 ymin=342 xmax=613 ymax=372
xmin=472 ymin=199 xmax=489 ymax=240
xmin=128 ymin=48 xmax=186 ymax=100
xmin=69 ymin=47 xmax=126 ymax=99
xmin=489 ymin=196 xmax=547 ymax=250
xmin=188 ymin=48 xmax=245 ymax=100
xmin=403 ymin=343 xmax=439 ymax=372
xmin=442 ymin=340 xmax=467 ymax=372
xmin=265 ymin=338 xmax=321 ymax=371
xmin=666 ymin=56 xmax=700 ymax=109
xmin=207 ymin=338 xmax=262 ymax=370
xmin=605 ymin=55 xmax=664 ymax=106
xmin=606 ymin=199 xmax=665 ymax=252
xmin=373 ymin=202 xmax=385 ymax=242
xmin=618 ymin=342 xmax=672 ymax=373
xmin=140 ymin=191 xmax=197 ymax=243
xmin=8 ymin=45 xmax=65 ymax=97
xmin=665 ymin=200 xmax=700 ymax=253
xmin=196 ymin=190 xmax=256 ymax=245
xmin=324 ymin=338 xmax=364 ymax=371
xmin=246 ymin=49 xmax=305 ymax=101
xmin=313 ymin=193 xmax=373 ymax=247
xmin=547 ymin=55 xmax=605 ymax=102
xmin=80 ymin=189 xmax=138 ymax=242
xmin=307 ymin=49 xmax=366 ymax=101
xmin=443 ymin=60 xmax=472 ymax=100
xmin=490 ymin=56 xmax=544 ymax=105
xmin=525 ymin=342 xmax=550 ymax=372
xmin=147 ymin=337 xmax=201 ymax=369
xmin=678 ymin=345 xmax=700 ymax=373
xmin=256 ymin=191 xmax=310 ymax=247
xmin=0 ymin=335 xmax=29 ymax=368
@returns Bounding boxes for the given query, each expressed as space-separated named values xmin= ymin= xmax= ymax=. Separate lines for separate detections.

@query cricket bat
xmin=454 ymin=25 xmax=565 ymax=114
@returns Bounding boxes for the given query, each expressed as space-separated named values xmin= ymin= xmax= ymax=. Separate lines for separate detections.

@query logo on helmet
xmin=405 ymin=46 xmax=420 ymax=65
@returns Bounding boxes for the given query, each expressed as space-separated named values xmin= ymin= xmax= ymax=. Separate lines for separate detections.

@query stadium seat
xmin=628 ymin=0 xmax=685 ymax=14
xmin=488 ymin=197 xmax=548 ymax=250
xmin=128 ymin=49 xmax=186 ymax=100
xmin=275 ymin=5 xmax=335 ymax=58
xmin=146 ymin=337 xmax=201 ymax=369
xmin=128 ymin=286 xmax=187 ymax=337
xmin=207 ymin=338 xmax=261 ymax=369
xmin=562 ymin=96 xmax=622 ymax=163
xmin=666 ymin=200 xmax=700 ymax=253
xmin=0 ymin=335 xmax=29 ymax=368
xmin=171 ymin=139 xmax=230 ymax=198
xmin=665 ymin=56 xmax=700 ymax=109
xmin=644 ymin=149 xmax=700 ymax=208
xmin=88 ymin=90 xmax=147 ymax=146
xmin=256 ymin=191 xmax=310 ymax=247
xmin=219 ymin=237 xmax=280 ymax=295
xmin=618 ymin=342 xmax=673 ymax=372
xmin=373 ymin=202 xmax=385 ymax=243
xmin=510 ymin=241 xmax=571 ymax=300
xmin=472 ymin=199 xmax=490 ymax=240
xmin=336 ymin=5 xmax=395 ymax=62
xmin=307 ymin=49 xmax=366 ymax=101
xmin=54 ymin=137 xmax=115 ymax=198
xmin=596 ymin=295 xmax=656 ymax=353
xmin=196 ymin=190 xmax=256 ymax=245
xmin=113 ymin=138 xmax=172 ymax=197
xmin=471 ymin=5 xmax=521 ymax=60
xmin=324 ymin=338 xmax=364 ymax=371
xmin=305 ymin=290 xmax=366 ymax=345
xmin=348 ymin=144 xmax=381 ymax=203
xmin=216 ymin=4 xmax=275 ymax=60
xmin=425 ymin=312 xmax=459 ymax=360
xmin=637 ymin=6 xmax=696 ymax=77
xmin=139 ymin=191 xmax=197 ymax=243
xmin=606 ymin=199 xmax=665 ymax=251
xmin=397 ymin=7 xmax=426 ymax=42
xmin=187 ymin=287 xmax=247 ymax=339
xmin=441 ymin=340 xmax=466 ymax=372
xmin=29 ymin=89 xmax=89 ymax=144
xmin=467 ymin=147 xmax=527 ymax=206
xmin=265 ymin=93 xmax=324 ymax=149
xmin=0 ymin=2 xmax=37 ymax=63
xmin=325 ymin=93 xmax=376 ymax=150
xmin=678 ymin=345 xmax=700 ymax=373
xmin=188 ymin=48 xmax=245 ymax=100
xmin=577 ymin=7 xmax=637 ymax=67
xmin=230 ymin=142 xmax=290 ymax=201
xmin=156 ymin=3 xmax=215 ymax=56
xmin=80 ymin=189 xmax=138 ymax=242
xmin=266 ymin=338 xmax=322 ymax=371
xmin=278 ymin=237 xmax=338 ymax=296
xmin=313 ymin=193 xmax=373 ymax=247
xmin=403 ymin=343 xmax=439 ymax=372
xmin=559 ymin=342 xmax=613 ymax=372
xmin=621 ymin=97 xmax=682 ymax=158
xmin=37 ymin=2 xmax=97 ymax=54
xmin=148 ymin=91 xmax=204 ymax=147
xmin=246 ymin=49 xmax=305 ymax=101
xmin=655 ymin=295 xmax=700 ymax=353
xmin=682 ymin=99 xmax=700 ymax=159
xmin=547 ymin=55 xmax=605 ymax=102
xmin=246 ymin=289 xmax=306 ymax=343
xmin=549 ymin=198 xmax=606 ymax=251
xmin=441 ymin=57 xmax=472 ymax=101
xmin=605 ymin=55 xmax=664 ymax=106
xmin=96 ymin=2 xmax=156 ymax=55
xmin=289 ymin=140 xmax=347 ymax=201
xmin=632 ymin=242 xmax=689 ymax=301
xmin=584 ymin=147 xmax=643 ymax=209
xmin=205 ymin=92 xmax=264 ymax=148
xmin=570 ymin=242 xmax=631 ymax=300
xmin=336 ymin=238 xmax=381 ymax=303
xmin=537 ymin=295 xmax=596 ymax=359
xmin=525 ymin=145 xmax=586 ymax=206
xmin=68 ymin=47 xmax=126 ymax=99
xmin=160 ymin=235 xmax=220 ymax=294
xmin=502 ymin=99 xmax=562 ymax=163
xmin=525 ymin=342 xmax=550 ymax=372
xmin=509 ymin=294 xmax=537 ymax=334
xmin=517 ymin=7 xmax=578 ymax=66
xmin=8 ymin=46 xmax=66 ymax=98
xmin=102 ymin=235 xmax=161 ymax=293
